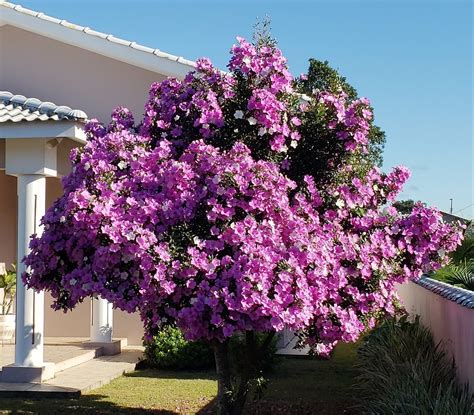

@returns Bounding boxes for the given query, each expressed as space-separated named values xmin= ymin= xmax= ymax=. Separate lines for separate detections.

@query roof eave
xmin=1 ymin=4 xmax=196 ymax=79
xmin=0 ymin=120 xmax=87 ymax=144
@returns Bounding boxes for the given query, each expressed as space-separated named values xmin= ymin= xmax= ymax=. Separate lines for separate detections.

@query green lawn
xmin=0 ymin=343 xmax=359 ymax=415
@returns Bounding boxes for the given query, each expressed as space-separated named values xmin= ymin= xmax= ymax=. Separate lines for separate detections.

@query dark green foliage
xmin=445 ymin=259 xmax=474 ymax=291
xmin=433 ymin=234 xmax=474 ymax=288
xmin=356 ymin=316 xmax=473 ymax=414
xmin=286 ymin=95 xmax=349 ymax=186
xmin=142 ymin=325 xmax=214 ymax=370
xmin=293 ymin=59 xmax=386 ymax=184
xmin=452 ymin=234 xmax=474 ymax=263
xmin=393 ymin=199 xmax=417 ymax=214
xmin=299 ymin=58 xmax=358 ymax=100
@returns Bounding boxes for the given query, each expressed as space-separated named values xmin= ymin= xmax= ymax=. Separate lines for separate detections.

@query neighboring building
xmin=440 ymin=211 xmax=471 ymax=226
xmin=0 ymin=1 xmax=195 ymax=382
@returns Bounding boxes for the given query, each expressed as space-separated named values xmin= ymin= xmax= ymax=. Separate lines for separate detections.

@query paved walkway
xmin=1 ymin=337 xmax=100 ymax=367
xmin=0 ymin=346 xmax=143 ymax=398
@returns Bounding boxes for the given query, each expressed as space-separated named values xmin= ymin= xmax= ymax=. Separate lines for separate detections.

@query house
xmin=0 ymin=1 xmax=196 ymax=382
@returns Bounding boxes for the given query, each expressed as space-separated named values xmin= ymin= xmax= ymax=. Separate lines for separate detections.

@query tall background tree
xmin=292 ymin=58 xmax=386 ymax=186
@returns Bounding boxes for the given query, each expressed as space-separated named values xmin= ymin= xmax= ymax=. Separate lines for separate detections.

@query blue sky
xmin=18 ymin=0 xmax=473 ymax=218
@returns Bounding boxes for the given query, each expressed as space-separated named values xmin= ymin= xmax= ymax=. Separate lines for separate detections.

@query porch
xmin=0 ymin=337 xmax=142 ymax=397
xmin=0 ymin=92 xmax=143 ymax=385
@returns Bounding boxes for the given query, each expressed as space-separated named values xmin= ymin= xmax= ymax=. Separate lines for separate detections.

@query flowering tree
xmin=23 ymin=37 xmax=462 ymax=414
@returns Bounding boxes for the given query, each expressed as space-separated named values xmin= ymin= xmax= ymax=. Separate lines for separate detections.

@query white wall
xmin=0 ymin=25 xmax=166 ymax=123
xmin=0 ymin=24 xmax=171 ymax=346
xmin=44 ymin=294 xmax=144 ymax=345
xmin=397 ymin=281 xmax=474 ymax=392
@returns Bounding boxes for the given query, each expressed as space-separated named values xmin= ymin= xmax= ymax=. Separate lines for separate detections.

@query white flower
xmin=258 ymin=127 xmax=266 ymax=136
xmin=290 ymin=140 xmax=298 ymax=148
xmin=161 ymin=132 xmax=168 ymax=138
xmin=247 ymin=117 xmax=257 ymax=125
xmin=174 ymin=114 xmax=180 ymax=121
xmin=117 ymin=160 xmax=128 ymax=170
xmin=268 ymin=127 xmax=275 ymax=135
xmin=60 ymin=216 xmax=66 ymax=223
xmin=437 ymin=248 xmax=446 ymax=258
xmin=234 ymin=110 xmax=244 ymax=119
xmin=243 ymin=56 xmax=251 ymax=65
xmin=193 ymin=236 xmax=201 ymax=246
xmin=336 ymin=199 xmax=345 ymax=209
xmin=125 ymin=232 xmax=135 ymax=241
xmin=202 ymin=123 xmax=210 ymax=129
xmin=234 ymin=128 xmax=239 ymax=133
xmin=84 ymin=162 xmax=91 ymax=171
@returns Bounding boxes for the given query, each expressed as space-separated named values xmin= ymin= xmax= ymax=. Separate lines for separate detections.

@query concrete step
xmin=53 ymin=347 xmax=102 ymax=374
xmin=54 ymin=338 xmax=127 ymax=374
xmin=0 ymin=347 xmax=143 ymax=398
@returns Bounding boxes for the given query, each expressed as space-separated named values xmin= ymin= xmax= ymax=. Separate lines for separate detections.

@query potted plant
xmin=0 ymin=264 xmax=16 ymax=342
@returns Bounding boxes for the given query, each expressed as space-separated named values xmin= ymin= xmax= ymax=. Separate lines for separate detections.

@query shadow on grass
xmin=0 ymin=394 xmax=178 ymax=415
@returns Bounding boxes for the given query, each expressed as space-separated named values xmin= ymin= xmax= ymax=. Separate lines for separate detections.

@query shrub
xmin=142 ymin=325 xmax=214 ymax=370
xmin=444 ymin=259 xmax=474 ymax=291
xmin=356 ymin=316 xmax=473 ymax=414
xmin=452 ymin=234 xmax=474 ymax=263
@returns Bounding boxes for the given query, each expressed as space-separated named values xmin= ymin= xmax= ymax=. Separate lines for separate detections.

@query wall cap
xmin=416 ymin=276 xmax=474 ymax=309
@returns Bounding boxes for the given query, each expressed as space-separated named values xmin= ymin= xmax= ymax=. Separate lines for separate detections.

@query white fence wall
xmin=397 ymin=279 xmax=474 ymax=392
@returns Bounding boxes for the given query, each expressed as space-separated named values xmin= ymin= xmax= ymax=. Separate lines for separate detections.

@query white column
xmin=15 ymin=174 xmax=46 ymax=367
xmin=90 ymin=297 xmax=113 ymax=343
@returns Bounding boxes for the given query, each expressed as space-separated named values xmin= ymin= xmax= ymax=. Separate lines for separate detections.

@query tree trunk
xmin=213 ymin=340 xmax=233 ymax=415
xmin=213 ymin=331 xmax=276 ymax=415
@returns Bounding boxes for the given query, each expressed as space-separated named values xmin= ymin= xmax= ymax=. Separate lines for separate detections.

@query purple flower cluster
xmin=142 ymin=37 xmax=303 ymax=156
xmin=23 ymin=37 xmax=463 ymax=356
xmin=319 ymin=92 xmax=372 ymax=151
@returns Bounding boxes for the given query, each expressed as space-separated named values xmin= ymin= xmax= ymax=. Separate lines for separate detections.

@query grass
xmin=0 ymin=343 xmax=359 ymax=415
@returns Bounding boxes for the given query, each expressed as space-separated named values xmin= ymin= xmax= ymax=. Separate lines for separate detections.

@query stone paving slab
xmin=0 ymin=347 xmax=143 ymax=398
xmin=46 ymin=348 xmax=142 ymax=393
